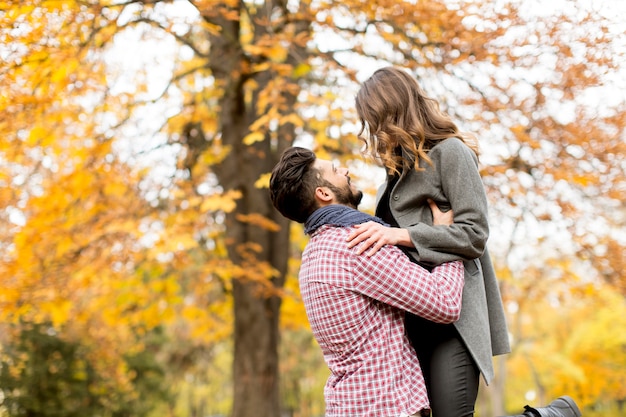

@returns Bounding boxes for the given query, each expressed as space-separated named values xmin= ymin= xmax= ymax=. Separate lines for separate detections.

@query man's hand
xmin=429 ymin=199 xmax=453 ymax=226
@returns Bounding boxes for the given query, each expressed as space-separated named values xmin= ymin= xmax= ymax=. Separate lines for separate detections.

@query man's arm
xmin=352 ymin=241 xmax=464 ymax=323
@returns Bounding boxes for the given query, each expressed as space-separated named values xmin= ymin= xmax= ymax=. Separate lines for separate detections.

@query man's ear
xmin=315 ymin=186 xmax=333 ymax=203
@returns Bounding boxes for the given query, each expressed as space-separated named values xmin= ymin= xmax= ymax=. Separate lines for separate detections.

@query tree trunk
xmin=216 ymin=110 xmax=291 ymax=416
xmin=214 ymin=89 xmax=291 ymax=416
xmin=204 ymin=2 xmax=311 ymax=415
xmin=219 ymin=141 xmax=291 ymax=417
xmin=208 ymin=41 xmax=294 ymax=417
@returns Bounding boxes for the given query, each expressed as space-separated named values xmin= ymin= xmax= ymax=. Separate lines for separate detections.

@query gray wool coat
xmin=376 ymin=137 xmax=511 ymax=384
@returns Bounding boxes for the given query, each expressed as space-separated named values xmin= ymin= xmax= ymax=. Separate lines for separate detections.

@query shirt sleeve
xmin=408 ymin=138 xmax=490 ymax=265
xmin=352 ymin=242 xmax=464 ymax=323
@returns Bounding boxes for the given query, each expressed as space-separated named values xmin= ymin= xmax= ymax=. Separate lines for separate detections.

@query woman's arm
xmin=347 ymin=138 xmax=489 ymax=263
xmin=347 ymin=199 xmax=452 ymax=256
xmin=407 ymin=139 xmax=489 ymax=264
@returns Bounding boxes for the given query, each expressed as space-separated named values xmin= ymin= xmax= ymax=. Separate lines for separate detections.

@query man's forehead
xmin=313 ymin=158 xmax=333 ymax=170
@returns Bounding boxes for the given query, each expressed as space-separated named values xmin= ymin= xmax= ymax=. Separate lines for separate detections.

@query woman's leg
xmin=407 ymin=315 xmax=480 ymax=417
xmin=428 ymin=330 xmax=479 ymax=417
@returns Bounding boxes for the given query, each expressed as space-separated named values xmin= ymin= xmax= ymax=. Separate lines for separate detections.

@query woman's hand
xmin=430 ymin=199 xmax=454 ymax=226
xmin=346 ymin=222 xmax=411 ymax=256
xmin=347 ymin=199 xmax=453 ymax=256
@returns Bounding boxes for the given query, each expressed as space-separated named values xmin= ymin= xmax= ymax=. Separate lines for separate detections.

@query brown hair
xmin=355 ymin=66 xmax=478 ymax=175
xmin=269 ymin=147 xmax=322 ymax=223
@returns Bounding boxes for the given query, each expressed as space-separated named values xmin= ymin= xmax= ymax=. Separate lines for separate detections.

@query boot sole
xmin=559 ymin=396 xmax=582 ymax=417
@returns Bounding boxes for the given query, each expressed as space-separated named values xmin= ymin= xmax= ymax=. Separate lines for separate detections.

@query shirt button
xmin=393 ymin=195 xmax=399 ymax=200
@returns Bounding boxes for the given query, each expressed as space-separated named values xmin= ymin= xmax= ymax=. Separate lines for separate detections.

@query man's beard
xmin=330 ymin=183 xmax=363 ymax=209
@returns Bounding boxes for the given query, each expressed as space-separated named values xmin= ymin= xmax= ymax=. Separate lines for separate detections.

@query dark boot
xmin=523 ymin=396 xmax=582 ymax=417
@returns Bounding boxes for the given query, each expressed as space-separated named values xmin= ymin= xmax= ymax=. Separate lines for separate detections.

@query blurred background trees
xmin=0 ymin=0 xmax=624 ymax=416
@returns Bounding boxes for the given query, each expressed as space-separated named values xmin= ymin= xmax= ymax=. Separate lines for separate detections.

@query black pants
xmin=406 ymin=314 xmax=480 ymax=417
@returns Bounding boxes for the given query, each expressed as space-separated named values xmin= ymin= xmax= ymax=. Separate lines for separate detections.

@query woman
xmin=348 ymin=66 xmax=510 ymax=417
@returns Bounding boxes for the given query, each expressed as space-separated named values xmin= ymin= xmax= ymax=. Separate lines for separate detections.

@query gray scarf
xmin=303 ymin=204 xmax=388 ymax=235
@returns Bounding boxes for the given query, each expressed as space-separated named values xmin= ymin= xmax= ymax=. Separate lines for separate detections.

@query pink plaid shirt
xmin=300 ymin=225 xmax=464 ymax=417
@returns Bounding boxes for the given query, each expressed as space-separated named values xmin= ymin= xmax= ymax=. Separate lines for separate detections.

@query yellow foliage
xmin=161 ymin=234 xmax=200 ymax=252
xmin=243 ymin=131 xmax=265 ymax=145
xmin=200 ymin=190 xmax=241 ymax=213
xmin=254 ymin=172 xmax=271 ymax=189
xmin=40 ymin=299 xmax=73 ymax=328
xmin=243 ymin=44 xmax=266 ymax=56
xmin=1 ymin=0 xmax=624 ymax=412
xmin=292 ymin=63 xmax=311 ymax=78
xmin=249 ymin=113 xmax=271 ymax=131
xmin=504 ymin=266 xmax=626 ymax=409
xmin=267 ymin=43 xmax=288 ymax=63
xmin=280 ymin=113 xmax=304 ymax=128
xmin=235 ymin=212 xmax=281 ymax=232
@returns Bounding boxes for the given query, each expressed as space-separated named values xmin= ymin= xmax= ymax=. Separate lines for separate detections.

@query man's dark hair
xmin=269 ymin=147 xmax=322 ymax=223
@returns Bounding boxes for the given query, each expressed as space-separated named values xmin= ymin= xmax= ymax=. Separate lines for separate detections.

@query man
xmin=270 ymin=147 xmax=461 ymax=416
xmin=269 ymin=147 xmax=582 ymax=417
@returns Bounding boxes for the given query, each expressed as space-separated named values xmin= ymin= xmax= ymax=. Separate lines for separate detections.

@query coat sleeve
xmin=407 ymin=138 xmax=490 ymax=265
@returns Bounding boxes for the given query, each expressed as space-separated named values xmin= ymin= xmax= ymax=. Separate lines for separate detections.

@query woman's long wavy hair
xmin=356 ymin=66 xmax=479 ymax=175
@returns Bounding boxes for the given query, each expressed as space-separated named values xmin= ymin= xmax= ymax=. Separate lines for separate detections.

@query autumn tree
xmin=0 ymin=322 xmax=170 ymax=417
xmin=1 ymin=1 xmax=624 ymax=417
